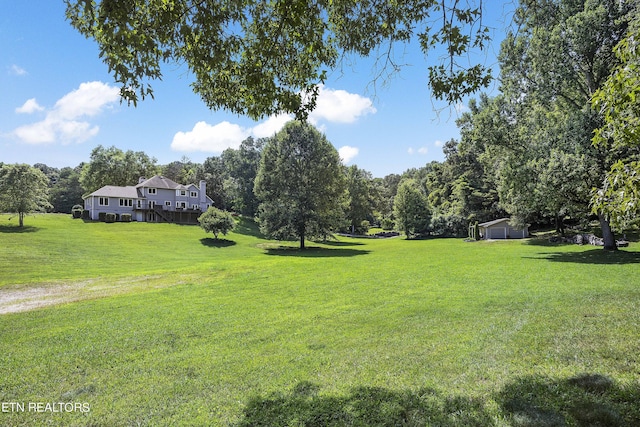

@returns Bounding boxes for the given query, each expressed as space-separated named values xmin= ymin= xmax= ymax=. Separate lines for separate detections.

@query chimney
xmin=199 ymin=180 xmax=206 ymax=206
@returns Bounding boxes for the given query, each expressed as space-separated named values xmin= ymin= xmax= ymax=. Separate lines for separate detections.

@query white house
xmin=83 ymin=175 xmax=214 ymax=223
xmin=478 ymin=218 xmax=529 ymax=240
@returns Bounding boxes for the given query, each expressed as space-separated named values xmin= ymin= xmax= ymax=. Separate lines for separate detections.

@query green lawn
xmin=1 ymin=214 xmax=639 ymax=426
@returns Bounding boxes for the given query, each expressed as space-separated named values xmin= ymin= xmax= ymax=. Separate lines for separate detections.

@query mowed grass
xmin=1 ymin=214 xmax=639 ymax=426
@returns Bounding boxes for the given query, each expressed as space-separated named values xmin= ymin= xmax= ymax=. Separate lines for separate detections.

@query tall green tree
xmin=50 ymin=165 xmax=85 ymax=213
xmin=0 ymin=164 xmax=52 ymax=227
xmin=497 ymin=0 xmax=633 ymax=249
xmin=201 ymin=156 xmax=229 ymax=210
xmin=221 ymin=137 xmax=264 ymax=216
xmin=161 ymin=156 xmax=203 ymax=185
xmin=80 ymin=145 xmax=159 ymax=193
xmin=254 ymin=121 xmax=345 ymax=249
xmin=424 ymin=108 xmax=502 ymax=236
xmin=344 ymin=165 xmax=373 ymax=233
xmin=393 ymin=178 xmax=431 ymax=238
xmin=65 ymin=0 xmax=494 ymax=119
xmin=370 ymin=174 xmax=402 ymax=226
xmin=591 ymin=15 xmax=640 ymax=231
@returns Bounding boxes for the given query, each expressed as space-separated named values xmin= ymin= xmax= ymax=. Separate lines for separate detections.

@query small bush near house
xmin=82 ymin=210 xmax=90 ymax=220
xmin=121 ymin=214 xmax=132 ymax=222
xmin=105 ymin=213 xmax=116 ymax=223
xmin=98 ymin=212 xmax=107 ymax=222
xmin=198 ymin=207 xmax=235 ymax=239
xmin=71 ymin=204 xmax=83 ymax=219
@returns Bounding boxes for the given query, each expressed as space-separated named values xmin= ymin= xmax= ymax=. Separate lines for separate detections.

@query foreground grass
xmin=1 ymin=214 xmax=639 ymax=426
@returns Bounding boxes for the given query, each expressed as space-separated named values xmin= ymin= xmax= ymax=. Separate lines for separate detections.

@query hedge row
xmin=71 ymin=208 xmax=133 ymax=222
xmin=96 ymin=212 xmax=133 ymax=223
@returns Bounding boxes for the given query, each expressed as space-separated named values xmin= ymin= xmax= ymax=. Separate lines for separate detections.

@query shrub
xmin=98 ymin=212 xmax=107 ymax=222
xmin=198 ymin=207 xmax=235 ymax=239
xmin=71 ymin=204 xmax=83 ymax=219
xmin=82 ymin=210 xmax=90 ymax=220
xmin=105 ymin=213 xmax=117 ymax=223
xmin=430 ymin=214 xmax=467 ymax=237
xmin=121 ymin=213 xmax=132 ymax=222
xmin=357 ymin=220 xmax=370 ymax=234
xmin=381 ymin=217 xmax=394 ymax=231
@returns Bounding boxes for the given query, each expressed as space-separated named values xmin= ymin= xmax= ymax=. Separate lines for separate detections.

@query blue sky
xmin=1 ymin=2 xmax=508 ymax=178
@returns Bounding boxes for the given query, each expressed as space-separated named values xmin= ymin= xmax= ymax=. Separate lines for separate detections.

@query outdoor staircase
xmin=153 ymin=206 xmax=174 ymax=223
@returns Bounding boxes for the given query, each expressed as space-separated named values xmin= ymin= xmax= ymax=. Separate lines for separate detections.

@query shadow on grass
xmin=0 ymin=224 xmax=39 ymax=233
xmin=320 ymin=240 xmax=366 ymax=247
xmin=235 ymin=375 xmax=640 ymax=427
xmin=263 ymin=246 xmax=370 ymax=258
xmin=497 ymin=373 xmax=640 ymax=426
xmin=233 ymin=217 xmax=265 ymax=239
xmin=526 ymin=249 xmax=640 ymax=264
xmin=234 ymin=382 xmax=493 ymax=426
xmin=525 ymin=237 xmax=575 ymax=247
xmin=200 ymin=237 xmax=236 ymax=248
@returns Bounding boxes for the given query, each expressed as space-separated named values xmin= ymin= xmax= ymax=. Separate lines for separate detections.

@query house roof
xmin=136 ymin=175 xmax=188 ymax=190
xmin=84 ymin=185 xmax=140 ymax=199
xmin=84 ymin=176 xmax=211 ymax=201
xmin=478 ymin=218 xmax=511 ymax=228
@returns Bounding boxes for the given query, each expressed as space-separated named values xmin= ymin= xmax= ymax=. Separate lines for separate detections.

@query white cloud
xmin=252 ymin=114 xmax=293 ymax=138
xmin=12 ymin=81 xmax=120 ymax=144
xmin=309 ymin=85 xmax=376 ymax=124
xmin=408 ymin=146 xmax=428 ymax=155
xmin=171 ymin=121 xmax=249 ymax=153
xmin=52 ymin=81 xmax=120 ymax=120
xmin=172 ymin=86 xmax=376 ymax=153
xmin=434 ymin=140 xmax=444 ymax=147
xmin=9 ymin=64 xmax=27 ymax=76
xmin=13 ymin=120 xmax=56 ymax=144
xmin=338 ymin=146 xmax=359 ymax=164
xmin=171 ymin=114 xmax=295 ymax=153
xmin=15 ymin=98 xmax=44 ymax=114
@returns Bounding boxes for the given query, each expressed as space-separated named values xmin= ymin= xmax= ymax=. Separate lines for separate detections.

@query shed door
xmin=488 ymin=227 xmax=506 ymax=239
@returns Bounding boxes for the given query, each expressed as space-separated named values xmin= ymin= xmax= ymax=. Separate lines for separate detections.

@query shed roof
xmin=478 ymin=218 xmax=511 ymax=228
xmin=84 ymin=185 xmax=140 ymax=199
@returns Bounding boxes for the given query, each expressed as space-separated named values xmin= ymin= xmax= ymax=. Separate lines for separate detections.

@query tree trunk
xmin=19 ymin=212 xmax=24 ymax=227
xmin=598 ymin=214 xmax=617 ymax=251
xmin=299 ymin=233 xmax=305 ymax=250
xmin=555 ymin=213 xmax=565 ymax=236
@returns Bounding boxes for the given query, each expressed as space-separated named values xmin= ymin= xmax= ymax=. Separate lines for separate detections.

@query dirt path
xmin=0 ymin=275 xmax=171 ymax=315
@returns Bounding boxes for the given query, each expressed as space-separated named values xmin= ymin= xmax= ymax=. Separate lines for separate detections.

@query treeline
xmin=20 ymin=128 xmax=505 ymax=238
xmin=6 ymin=0 xmax=640 ymax=243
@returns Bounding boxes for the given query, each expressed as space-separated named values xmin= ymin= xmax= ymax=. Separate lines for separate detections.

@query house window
xmin=99 ymin=197 xmax=109 ymax=206
xmin=148 ymin=188 xmax=156 ymax=195
xmin=176 ymin=202 xmax=187 ymax=209
xmin=190 ymin=191 xmax=198 ymax=198
xmin=119 ymin=199 xmax=133 ymax=207
xmin=177 ymin=189 xmax=187 ymax=197
xmin=137 ymin=200 xmax=142 ymax=208
xmin=165 ymin=201 xmax=171 ymax=206
xmin=192 ymin=204 xmax=199 ymax=210
xmin=149 ymin=201 xmax=156 ymax=209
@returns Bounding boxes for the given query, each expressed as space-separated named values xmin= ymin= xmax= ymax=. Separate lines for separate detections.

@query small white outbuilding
xmin=478 ymin=218 xmax=529 ymax=240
